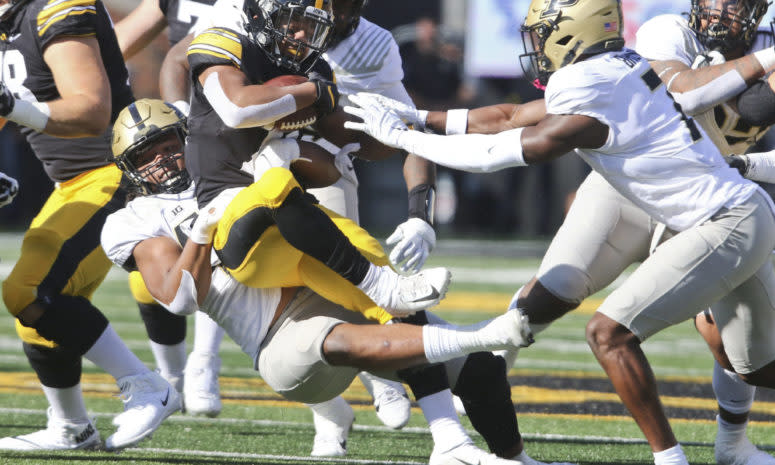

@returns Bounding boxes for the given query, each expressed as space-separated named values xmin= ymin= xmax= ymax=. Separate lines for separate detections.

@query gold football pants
xmin=213 ymin=167 xmax=393 ymax=324
xmin=2 ymin=164 xmax=126 ymax=347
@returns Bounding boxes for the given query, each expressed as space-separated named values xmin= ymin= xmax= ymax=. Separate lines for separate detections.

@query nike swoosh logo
xmin=161 ymin=388 xmax=170 ymax=406
xmin=412 ymin=287 xmax=440 ymax=302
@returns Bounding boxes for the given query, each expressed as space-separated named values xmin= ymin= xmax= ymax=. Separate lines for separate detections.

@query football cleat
xmin=359 ymin=373 xmax=411 ymax=430
xmin=105 ymin=371 xmax=181 ymax=451
xmin=430 ymin=442 xmax=524 ymax=465
xmin=0 ymin=407 xmax=100 ymax=451
xmin=183 ymin=352 xmax=222 ymax=417
xmin=715 ymin=416 xmax=775 ymax=465
xmin=310 ymin=396 xmax=354 ymax=457
xmin=366 ymin=267 xmax=451 ymax=317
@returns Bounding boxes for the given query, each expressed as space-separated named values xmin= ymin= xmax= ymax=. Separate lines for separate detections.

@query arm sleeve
xmin=736 ymin=79 xmax=775 ymax=126
xmin=395 ymin=128 xmax=526 ymax=173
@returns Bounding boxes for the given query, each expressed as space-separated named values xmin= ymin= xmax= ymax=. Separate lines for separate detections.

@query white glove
xmin=386 ymin=218 xmax=436 ymax=273
xmin=252 ymin=137 xmax=300 ymax=182
xmin=691 ymin=50 xmax=725 ymax=69
xmin=189 ymin=189 xmax=239 ymax=244
xmin=334 ymin=142 xmax=360 ymax=186
xmin=354 ymin=92 xmax=428 ymax=129
xmin=0 ymin=171 xmax=19 ymax=208
xmin=343 ymin=93 xmax=411 ymax=149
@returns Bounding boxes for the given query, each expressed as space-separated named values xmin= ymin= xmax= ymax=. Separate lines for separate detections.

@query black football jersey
xmin=0 ymin=0 xmax=134 ymax=182
xmin=158 ymin=0 xmax=217 ymax=46
xmin=185 ymin=26 xmax=334 ymax=207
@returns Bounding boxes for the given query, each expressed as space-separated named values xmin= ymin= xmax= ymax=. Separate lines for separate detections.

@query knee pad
xmin=536 ymin=266 xmax=589 ymax=305
xmin=24 ymin=342 xmax=81 ymax=388
xmin=139 ymin=302 xmax=186 ymax=345
xmin=128 ymin=271 xmax=156 ymax=304
xmin=251 ymin=167 xmax=301 ymax=208
xmin=28 ymin=293 xmax=108 ymax=356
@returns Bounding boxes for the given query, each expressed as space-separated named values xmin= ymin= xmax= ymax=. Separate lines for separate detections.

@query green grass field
xmin=0 ymin=233 xmax=774 ymax=464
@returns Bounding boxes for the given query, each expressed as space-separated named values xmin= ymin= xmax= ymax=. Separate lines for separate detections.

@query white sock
xmin=356 ymin=264 xmax=398 ymax=304
xmin=192 ymin=311 xmax=225 ymax=355
xmin=713 ymin=361 xmax=755 ymax=415
xmin=41 ymin=384 xmax=89 ymax=423
xmin=307 ymin=396 xmax=353 ymax=436
xmin=83 ymin=324 xmax=148 ymax=380
xmin=423 ymin=318 xmax=511 ymax=363
xmin=149 ymin=340 xmax=186 ymax=379
xmin=653 ymin=444 xmax=688 ymax=465
xmin=718 ymin=415 xmax=747 ymax=438
xmin=418 ymin=389 xmax=471 ymax=453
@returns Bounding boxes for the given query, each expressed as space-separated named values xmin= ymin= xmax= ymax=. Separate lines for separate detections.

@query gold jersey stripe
xmin=37 ymin=0 xmax=96 ymax=37
xmin=189 ymin=29 xmax=242 ymax=64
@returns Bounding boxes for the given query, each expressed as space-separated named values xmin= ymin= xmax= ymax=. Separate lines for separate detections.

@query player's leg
xmin=130 ymin=271 xmax=187 ymax=395
xmin=308 ymin=396 xmax=354 ymax=457
xmin=1 ymin=165 xmax=179 ymax=451
xmin=694 ymin=309 xmax=774 ymax=465
xmin=587 ymin=190 xmax=775 ymax=465
xmin=214 ymin=164 xmax=449 ymax=320
xmin=184 ymin=310 xmax=225 ymax=417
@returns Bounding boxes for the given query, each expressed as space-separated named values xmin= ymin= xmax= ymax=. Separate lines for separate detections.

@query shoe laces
xmin=375 ymin=387 xmax=406 ymax=407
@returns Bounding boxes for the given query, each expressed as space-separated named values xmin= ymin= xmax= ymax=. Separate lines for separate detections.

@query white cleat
xmin=310 ymin=397 xmax=354 ymax=457
xmin=510 ymin=450 xmax=577 ymax=465
xmin=359 ymin=372 xmax=411 ymax=429
xmin=105 ymin=371 xmax=181 ymax=451
xmin=183 ymin=352 xmax=222 ymax=417
xmin=715 ymin=417 xmax=775 ymax=465
xmin=430 ymin=442 xmax=523 ymax=465
xmin=0 ymin=407 xmax=100 ymax=451
xmin=385 ymin=267 xmax=451 ymax=316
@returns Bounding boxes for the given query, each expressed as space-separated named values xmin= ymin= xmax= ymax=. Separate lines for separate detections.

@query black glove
xmin=0 ymin=82 xmax=15 ymax=117
xmin=725 ymin=154 xmax=750 ymax=177
xmin=308 ymin=71 xmax=339 ymax=117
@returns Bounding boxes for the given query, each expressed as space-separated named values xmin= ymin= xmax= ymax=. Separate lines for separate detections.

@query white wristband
xmin=7 ymin=100 xmax=50 ymax=132
xmin=171 ymin=100 xmax=190 ymax=117
xmin=754 ymin=47 xmax=775 ymax=72
xmin=445 ymin=109 xmax=469 ymax=135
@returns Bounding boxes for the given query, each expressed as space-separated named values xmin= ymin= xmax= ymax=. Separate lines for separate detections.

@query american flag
xmin=604 ymin=21 xmax=618 ymax=32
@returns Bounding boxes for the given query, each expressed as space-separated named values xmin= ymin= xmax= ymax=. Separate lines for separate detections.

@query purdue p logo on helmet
xmin=111 ymin=99 xmax=190 ymax=195
xmin=520 ymin=0 xmax=625 ymax=86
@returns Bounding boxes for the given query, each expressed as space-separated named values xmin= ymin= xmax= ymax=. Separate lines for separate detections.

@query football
xmin=263 ymin=75 xmax=318 ymax=132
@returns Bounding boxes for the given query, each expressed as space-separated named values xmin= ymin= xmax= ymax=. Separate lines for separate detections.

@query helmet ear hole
xmin=556 ymin=35 xmax=572 ymax=46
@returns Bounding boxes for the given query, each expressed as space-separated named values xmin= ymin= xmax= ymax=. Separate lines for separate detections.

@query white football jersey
xmin=545 ymin=49 xmax=759 ymax=231
xmin=635 ymin=14 xmax=770 ymax=155
xmin=101 ymin=185 xmax=280 ymax=366
xmin=323 ymin=18 xmax=413 ymax=107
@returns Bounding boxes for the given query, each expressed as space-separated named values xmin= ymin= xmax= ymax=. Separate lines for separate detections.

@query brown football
xmin=263 ymin=75 xmax=318 ymax=132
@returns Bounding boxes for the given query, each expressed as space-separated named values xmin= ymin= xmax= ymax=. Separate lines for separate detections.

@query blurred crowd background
xmin=3 ymin=0 xmax=775 ymax=238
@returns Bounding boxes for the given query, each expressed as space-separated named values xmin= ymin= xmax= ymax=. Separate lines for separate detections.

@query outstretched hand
xmin=343 ymin=92 xmax=411 ymax=149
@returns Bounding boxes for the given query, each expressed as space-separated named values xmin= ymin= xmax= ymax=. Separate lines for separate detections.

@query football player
xmin=343 ymin=0 xmax=775 ymax=463
xmin=102 ymin=98 xmax=552 ymax=465
xmin=114 ymin=0 xmax=225 ymax=420
xmin=0 ymin=0 xmax=180 ymax=451
xmin=0 ymin=171 xmax=19 ymax=207
xmin=636 ymin=2 xmax=775 ymax=463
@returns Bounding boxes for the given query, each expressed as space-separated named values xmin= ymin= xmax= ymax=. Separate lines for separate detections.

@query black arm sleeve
xmin=736 ymin=80 xmax=775 ymax=127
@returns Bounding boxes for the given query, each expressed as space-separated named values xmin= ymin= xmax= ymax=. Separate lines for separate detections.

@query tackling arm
xmin=160 ymin=34 xmax=195 ymax=113
xmin=425 ymin=99 xmax=547 ymax=135
xmin=113 ymin=0 xmax=168 ymax=61
xmin=132 ymin=236 xmax=213 ymax=315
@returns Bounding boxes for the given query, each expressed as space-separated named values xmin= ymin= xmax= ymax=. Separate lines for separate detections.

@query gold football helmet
xmin=111 ymin=99 xmax=190 ymax=195
xmin=688 ymin=0 xmax=768 ymax=54
xmin=520 ymin=0 xmax=625 ymax=86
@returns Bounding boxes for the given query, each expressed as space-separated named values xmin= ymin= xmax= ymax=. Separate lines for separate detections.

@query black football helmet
xmin=330 ymin=0 xmax=368 ymax=46
xmin=111 ymin=99 xmax=190 ymax=195
xmin=243 ymin=0 xmax=334 ymax=73
xmin=688 ymin=0 xmax=769 ymax=54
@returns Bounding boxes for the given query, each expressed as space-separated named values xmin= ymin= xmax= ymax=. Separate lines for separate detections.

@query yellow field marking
xmin=437 ymin=293 xmax=602 ymax=315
